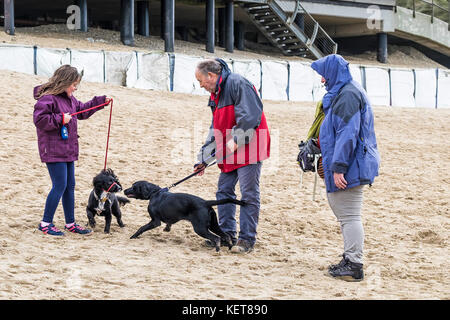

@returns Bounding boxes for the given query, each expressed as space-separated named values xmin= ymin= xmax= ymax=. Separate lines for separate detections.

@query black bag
xmin=297 ymin=138 xmax=321 ymax=173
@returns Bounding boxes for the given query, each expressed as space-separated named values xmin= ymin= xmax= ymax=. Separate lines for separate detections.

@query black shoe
xmin=204 ymin=233 xmax=237 ymax=248
xmin=328 ymin=254 xmax=347 ymax=272
xmin=230 ymin=239 xmax=254 ymax=254
xmin=328 ymin=257 xmax=364 ymax=282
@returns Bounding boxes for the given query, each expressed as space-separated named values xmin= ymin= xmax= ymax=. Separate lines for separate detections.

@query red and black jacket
xmin=198 ymin=59 xmax=270 ymax=173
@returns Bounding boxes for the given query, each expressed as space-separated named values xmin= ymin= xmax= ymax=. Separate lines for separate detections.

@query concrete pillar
xmin=235 ymin=21 xmax=245 ymax=51
xmin=120 ymin=0 xmax=135 ymax=46
xmin=137 ymin=1 xmax=150 ymax=36
xmin=77 ymin=0 xmax=88 ymax=32
xmin=225 ymin=1 xmax=234 ymax=53
xmin=206 ymin=0 xmax=215 ymax=53
xmin=4 ymin=0 xmax=15 ymax=35
xmin=377 ymin=32 xmax=388 ymax=63
xmin=164 ymin=0 xmax=175 ymax=53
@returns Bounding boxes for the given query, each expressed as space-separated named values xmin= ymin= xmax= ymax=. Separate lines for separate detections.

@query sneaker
xmin=230 ymin=239 xmax=254 ymax=254
xmin=328 ymin=254 xmax=347 ymax=272
xmin=38 ymin=223 xmax=64 ymax=236
xmin=65 ymin=223 xmax=92 ymax=235
xmin=328 ymin=257 xmax=364 ymax=282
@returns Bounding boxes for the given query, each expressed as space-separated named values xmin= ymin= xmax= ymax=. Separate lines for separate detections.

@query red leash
xmin=70 ymin=98 xmax=113 ymax=170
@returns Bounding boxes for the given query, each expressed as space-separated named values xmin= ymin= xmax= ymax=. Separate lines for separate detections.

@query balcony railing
xmin=396 ymin=0 xmax=450 ymax=30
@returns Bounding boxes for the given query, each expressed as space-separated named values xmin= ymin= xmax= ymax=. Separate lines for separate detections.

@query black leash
xmin=167 ymin=151 xmax=234 ymax=190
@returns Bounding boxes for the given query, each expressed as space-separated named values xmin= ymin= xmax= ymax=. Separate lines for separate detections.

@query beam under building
xmin=225 ymin=0 xmax=234 ymax=53
xmin=120 ymin=0 xmax=135 ymax=46
xmin=4 ymin=0 xmax=15 ymax=35
xmin=206 ymin=0 xmax=215 ymax=53
xmin=164 ymin=0 xmax=175 ymax=52
xmin=137 ymin=0 xmax=150 ymax=36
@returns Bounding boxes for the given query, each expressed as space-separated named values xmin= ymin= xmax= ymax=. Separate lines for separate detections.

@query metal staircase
xmin=237 ymin=0 xmax=338 ymax=59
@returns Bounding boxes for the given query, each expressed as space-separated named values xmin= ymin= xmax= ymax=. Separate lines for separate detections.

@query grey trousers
xmin=326 ymin=185 xmax=365 ymax=264
xmin=216 ymin=162 xmax=262 ymax=245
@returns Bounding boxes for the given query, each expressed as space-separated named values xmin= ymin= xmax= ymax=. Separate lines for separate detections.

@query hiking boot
xmin=328 ymin=257 xmax=364 ymax=282
xmin=38 ymin=223 xmax=64 ymax=236
xmin=328 ymin=254 xmax=347 ymax=272
xmin=65 ymin=223 xmax=92 ymax=235
xmin=204 ymin=233 xmax=237 ymax=249
xmin=230 ymin=239 xmax=254 ymax=254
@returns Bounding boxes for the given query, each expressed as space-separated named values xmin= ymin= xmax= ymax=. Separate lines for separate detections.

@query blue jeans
xmin=216 ymin=162 xmax=262 ymax=246
xmin=42 ymin=162 xmax=75 ymax=224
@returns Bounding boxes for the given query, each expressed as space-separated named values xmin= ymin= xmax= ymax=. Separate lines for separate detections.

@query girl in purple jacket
xmin=33 ymin=65 xmax=109 ymax=236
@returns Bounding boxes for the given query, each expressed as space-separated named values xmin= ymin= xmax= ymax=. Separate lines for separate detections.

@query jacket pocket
xmin=356 ymin=144 xmax=380 ymax=184
xmin=49 ymin=136 xmax=69 ymax=159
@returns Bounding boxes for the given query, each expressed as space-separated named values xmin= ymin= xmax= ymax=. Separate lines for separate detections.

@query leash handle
xmin=104 ymin=98 xmax=113 ymax=170
xmin=70 ymin=99 xmax=112 ymax=117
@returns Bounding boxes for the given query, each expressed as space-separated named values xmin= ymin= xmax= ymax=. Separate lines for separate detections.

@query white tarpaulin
xmin=125 ymin=52 xmax=138 ymax=87
xmin=131 ymin=52 xmax=170 ymax=91
xmin=349 ymin=65 xmax=362 ymax=86
xmin=437 ymin=69 xmax=450 ymax=108
xmin=414 ymin=69 xmax=436 ymax=108
xmin=35 ymin=47 xmax=71 ymax=77
xmin=288 ymin=61 xmax=314 ymax=102
xmin=173 ymin=54 xmax=207 ymax=95
xmin=70 ymin=49 xmax=104 ymax=83
xmin=0 ymin=44 xmax=34 ymax=75
xmin=261 ymin=60 xmax=288 ymax=101
xmin=104 ymin=51 xmax=135 ymax=86
xmin=390 ymin=69 xmax=415 ymax=107
xmin=232 ymin=59 xmax=261 ymax=92
xmin=364 ymin=67 xmax=390 ymax=106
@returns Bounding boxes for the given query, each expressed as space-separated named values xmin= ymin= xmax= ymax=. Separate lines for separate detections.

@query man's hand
xmin=226 ymin=139 xmax=238 ymax=153
xmin=333 ymin=172 xmax=347 ymax=189
xmin=193 ymin=163 xmax=206 ymax=177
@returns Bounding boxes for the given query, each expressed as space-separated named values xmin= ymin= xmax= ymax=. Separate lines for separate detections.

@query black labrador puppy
xmin=86 ymin=169 xmax=130 ymax=233
xmin=124 ymin=181 xmax=246 ymax=251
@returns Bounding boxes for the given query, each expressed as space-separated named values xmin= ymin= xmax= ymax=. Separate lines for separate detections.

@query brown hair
xmin=37 ymin=65 xmax=83 ymax=99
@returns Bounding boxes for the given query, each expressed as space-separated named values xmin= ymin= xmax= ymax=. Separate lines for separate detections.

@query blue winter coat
xmin=311 ymin=54 xmax=380 ymax=193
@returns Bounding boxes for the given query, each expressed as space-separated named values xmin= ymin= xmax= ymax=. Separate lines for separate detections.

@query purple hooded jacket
xmin=33 ymin=86 xmax=106 ymax=163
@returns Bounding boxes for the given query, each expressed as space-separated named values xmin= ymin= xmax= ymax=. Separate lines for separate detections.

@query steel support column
xmin=206 ymin=0 xmax=215 ymax=53
xmin=137 ymin=1 xmax=150 ymax=36
xmin=4 ymin=0 xmax=15 ymax=35
xmin=225 ymin=1 xmax=234 ymax=53
xmin=120 ymin=0 xmax=135 ymax=46
xmin=164 ymin=0 xmax=175 ymax=52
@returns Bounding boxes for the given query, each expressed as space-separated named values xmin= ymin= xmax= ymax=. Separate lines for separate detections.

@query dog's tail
xmin=205 ymin=199 xmax=246 ymax=207
xmin=117 ymin=196 xmax=131 ymax=206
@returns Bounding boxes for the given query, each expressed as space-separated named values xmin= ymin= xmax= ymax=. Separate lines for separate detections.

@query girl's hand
xmin=105 ymin=98 xmax=112 ymax=104
xmin=63 ymin=113 xmax=72 ymax=125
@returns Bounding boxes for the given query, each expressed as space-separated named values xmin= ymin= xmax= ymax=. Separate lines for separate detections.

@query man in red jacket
xmin=194 ymin=59 xmax=270 ymax=253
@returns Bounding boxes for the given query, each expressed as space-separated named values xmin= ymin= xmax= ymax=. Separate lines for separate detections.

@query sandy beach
xmin=0 ymin=66 xmax=448 ymax=299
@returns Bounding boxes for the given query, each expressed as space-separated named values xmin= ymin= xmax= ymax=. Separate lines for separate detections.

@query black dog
xmin=124 ymin=181 xmax=246 ymax=251
xmin=86 ymin=169 xmax=130 ymax=233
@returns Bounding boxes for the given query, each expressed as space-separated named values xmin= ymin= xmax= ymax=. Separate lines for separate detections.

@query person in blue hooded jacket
xmin=311 ymin=54 xmax=380 ymax=282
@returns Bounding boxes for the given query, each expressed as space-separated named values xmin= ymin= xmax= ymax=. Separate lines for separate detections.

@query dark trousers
xmin=216 ymin=162 xmax=262 ymax=245
xmin=42 ymin=162 xmax=75 ymax=224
